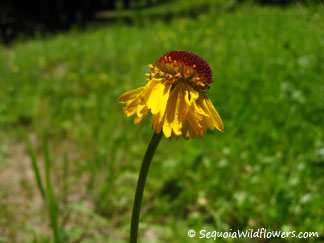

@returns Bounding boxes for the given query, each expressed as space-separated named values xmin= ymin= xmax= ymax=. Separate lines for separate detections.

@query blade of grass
xmin=62 ymin=152 xmax=69 ymax=207
xmin=27 ymin=140 xmax=47 ymax=202
xmin=43 ymin=136 xmax=61 ymax=243
xmin=61 ymin=152 xmax=72 ymax=229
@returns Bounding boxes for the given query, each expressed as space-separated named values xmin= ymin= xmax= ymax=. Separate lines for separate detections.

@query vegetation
xmin=0 ymin=1 xmax=323 ymax=242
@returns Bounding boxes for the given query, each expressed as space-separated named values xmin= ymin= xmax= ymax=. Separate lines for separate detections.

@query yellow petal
xmin=162 ymin=85 xmax=180 ymax=138
xmin=186 ymin=100 xmax=209 ymax=138
xmin=146 ymin=83 xmax=164 ymax=113
xmin=152 ymin=113 xmax=162 ymax=133
xmin=170 ymin=89 xmax=182 ymax=136
xmin=181 ymin=121 xmax=191 ymax=139
xmin=184 ymin=82 xmax=199 ymax=106
xmin=124 ymin=104 xmax=137 ymax=117
xmin=171 ymin=85 xmax=186 ymax=136
xmin=199 ymin=116 xmax=208 ymax=134
xmin=186 ymin=110 xmax=202 ymax=136
xmin=158 ymin=82 xmax=172 ymax=123
xmin=123 ymin=95 xmax=141 ymax=115
xmin=136 ymin=102 xmax=146 ymax=117
xmin=206 ymin=98 xmax=224 ymax=132
xmin=161 ymin=84 xmax=188 ymax=137
xmin=146 ymin=81 xmax=172 ymax=117
xmin=188 ymin=123 xmax=196 ymax=138
xmin=191 ymin=101 xmax=208 ymax=121
xmin=163 ymin=85 xmax=181 ymax=137
xmin=134 ymin=114 xmax=147 ymax=124
xmin=197 ymin=95 xmax=215 ymax=130
xmin=118 ymin=87 xmax=144 ymax=103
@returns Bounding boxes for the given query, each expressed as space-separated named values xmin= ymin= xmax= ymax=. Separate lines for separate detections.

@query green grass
xmin=0 ymin=2 xmax=324 ymax=242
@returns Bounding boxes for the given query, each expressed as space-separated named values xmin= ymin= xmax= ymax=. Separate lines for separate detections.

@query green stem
xmin=130 ymin=132 xmax=163 ymax=243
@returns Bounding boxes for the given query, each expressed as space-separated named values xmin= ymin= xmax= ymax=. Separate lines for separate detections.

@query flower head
xmin=118 ymin=51 xmax=223 ymax=139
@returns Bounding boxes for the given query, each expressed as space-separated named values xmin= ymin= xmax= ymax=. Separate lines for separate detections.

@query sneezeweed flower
xmin=118 ymin=51 xmax=224 ymax=243
xmin=118 ymin=51 xmax=223 ymax=139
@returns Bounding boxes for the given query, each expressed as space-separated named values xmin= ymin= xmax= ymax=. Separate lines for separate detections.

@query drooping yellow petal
xmin=142 ymin=79 xmax=160 ymax=100
xmin=186 ymin=110 xmax=202 ymax=137
xmin=123 ymin=95 xmax=142 ymax=116
xmin=118 ymin=87 xmax=144 ymax=103
xmin=162 ymin=87 xmax=179 ymax=138
xmin=149 ymin=81 xmax=172 ymax=134
xmin=199 ymin=114 xmax=208 ymax=134
xmin=134 ymin=108 xmax=148 ymax=124
xmin=170 ymin=84 xmax=187 ymax=136
xmin=118 ymin=83 xmax=150 ymax=123
xmin=181 ymin=122 xmax=189 ymax=139
xmin=146 ymin=80 xmax=172 ymax=118
xmin=160 ymin=83 xmax=188 ymax=138
xmin=158 ymin=83 xmax=172 ymax=123
xmin=152 ymin=113 xmax=162 ymax=133
xmin=205 ymin=98 xmax=224 ymax=132
xmin=184 ymin=82 xmax=199 ymax=106
xmin=124 ymin=103 xmax=138 ymax=117
xmin=146 ymin=82 xmax=165 ymax=114
xmin=191 ymin=101 xmax=209 ymax=121
xmin=177 ymin=84 xmax=189 ymax=129
xmin=136 ymin=102 xmax=146 ymax=117
xmin=188 ymin=122 xmax=196 ymax=139
xmin=181 ymin=121 xmax=191 ymax=139
xmin=196 ymin=95 xmax=215 ymax=130
xmin=123 ymin=93 xmax=143 ymax=113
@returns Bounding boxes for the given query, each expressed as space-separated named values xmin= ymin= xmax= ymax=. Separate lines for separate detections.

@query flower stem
xmin=130 ymin=131 xmax=163 ymax=243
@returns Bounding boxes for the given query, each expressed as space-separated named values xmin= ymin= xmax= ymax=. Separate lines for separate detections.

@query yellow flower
xmin=118 ymin=51 xmax=223 ymax=139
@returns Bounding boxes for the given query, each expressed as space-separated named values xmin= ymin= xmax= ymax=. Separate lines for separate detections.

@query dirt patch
xmin=0 ymin=134 xmax=109 ymax=242
xmin=0 ymin=135 xmax=48 ymax=242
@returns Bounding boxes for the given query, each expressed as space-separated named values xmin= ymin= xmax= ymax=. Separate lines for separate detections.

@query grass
xmin=28 ymin=136 xmax=61 ymax=241
xmin=0 ymin=2 xmax=324 ymax=242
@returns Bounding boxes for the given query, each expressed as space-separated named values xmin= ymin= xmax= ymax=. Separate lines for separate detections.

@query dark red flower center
xmin=156 ymin=51 xmax=213 ymax=84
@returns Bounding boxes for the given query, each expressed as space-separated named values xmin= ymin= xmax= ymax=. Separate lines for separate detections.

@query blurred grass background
xmin=0 ymin=0 xmax=324 ymax=242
